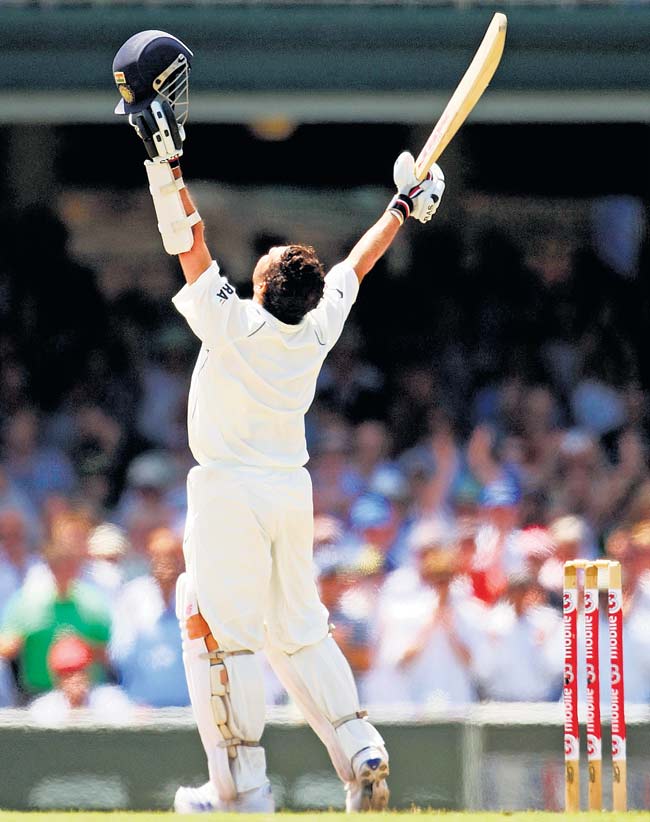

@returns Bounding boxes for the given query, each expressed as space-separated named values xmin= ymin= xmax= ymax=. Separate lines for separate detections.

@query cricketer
xmin=113 ymin=30 xmax=445 ymax=814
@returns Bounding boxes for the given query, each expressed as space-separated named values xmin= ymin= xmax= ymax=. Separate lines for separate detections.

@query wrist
xmin=386 ymin=193 xmax=413 ymax=225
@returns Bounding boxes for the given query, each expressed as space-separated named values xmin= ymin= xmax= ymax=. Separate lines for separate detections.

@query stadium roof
xmin=2 ymin=5 xmax=649 ymax=123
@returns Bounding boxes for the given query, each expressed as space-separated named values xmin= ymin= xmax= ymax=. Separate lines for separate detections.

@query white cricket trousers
xmin=182 ymin=462 xmax=385 ymax=796
xmin=185 ymin=462 xmax=329 ymax=652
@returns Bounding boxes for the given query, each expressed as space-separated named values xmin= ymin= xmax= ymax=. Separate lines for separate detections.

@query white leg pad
xmin=265 ymin=635 xmax=385 ymax=783
xmin=176 ymin=573 xmax=268 ymax=798
xmin=226 ymin=654 xmax=268 ymax=794
xmin=176 ymin=572 xmax=237 ymax=801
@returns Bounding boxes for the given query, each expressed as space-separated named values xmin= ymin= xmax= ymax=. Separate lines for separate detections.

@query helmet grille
xmin=153 ymin=53 xmax=190 ymax=126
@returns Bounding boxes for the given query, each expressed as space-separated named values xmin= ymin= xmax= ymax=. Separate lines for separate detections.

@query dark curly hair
xmin=262 ymin=245 xmax=326 ymax=325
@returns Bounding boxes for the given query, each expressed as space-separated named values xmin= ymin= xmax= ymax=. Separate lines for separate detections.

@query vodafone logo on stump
xmin=564 ymin=734 xmax=578 ymax=758
xmin=609 ymin=588 xmax=622 ymax=613
xmin=584 ymin=589 xmax=597 ymax=613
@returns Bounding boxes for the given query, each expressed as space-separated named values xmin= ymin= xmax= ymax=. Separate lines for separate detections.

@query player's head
xmin=253 ymin=244 xmax=325 ymax=325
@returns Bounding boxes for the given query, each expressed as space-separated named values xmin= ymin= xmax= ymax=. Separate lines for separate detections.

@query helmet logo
xmin=118 ymin=85 xmax=136 ymax=104
xmin=114 ymin=70 xmax=135 ymax=104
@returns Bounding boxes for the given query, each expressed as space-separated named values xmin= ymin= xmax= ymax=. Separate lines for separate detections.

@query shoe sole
xmin=358 ymin=760 xmax=390 ymax=811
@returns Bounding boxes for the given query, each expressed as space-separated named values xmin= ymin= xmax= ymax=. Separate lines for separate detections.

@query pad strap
xmin=217 ymin=739 xmax=262 ymax=749
xmin=159 ymin=177 xmax=186 ymax=195
xmin=200 ymin=648 xmax=254 ymax=662
xmin=187 ymin=611 xmax=259 ymax=758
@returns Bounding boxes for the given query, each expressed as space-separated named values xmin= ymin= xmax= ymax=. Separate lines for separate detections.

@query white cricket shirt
xmin=172 ymin=259 xmax=359 ymax=468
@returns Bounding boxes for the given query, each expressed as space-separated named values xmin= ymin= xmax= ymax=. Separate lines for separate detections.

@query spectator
xmin=600 ymin=428 xmax=649 ymax=529
xmin=575 ymin=530 xmax=650 ymax=707
xmin=72 ymin=404 xmax=128 ymax=512
xmin=472 ymin=477 xmax=524 ymax=605
xmin=0 ymin=464 xmax=41 ymax=546
xmin=515 ymin=526 xmax=556 ymax=584
xmin=400 ymin=411 xmax=461 ymax=522
xmin=0 ymin=357 xmax=30 ymax=428
xmin=365 ymin=520 xmax=484 ymax=707
xmin=346 ymin=421 xmax=402 ymax=500
xmin=312 ymin=514 xmax=345 ymax=558
xmin=83 ymin=522 xmax=130 ymax=601
xmin=9 ymin=205 xmax=108 ymax=410
xmin=310 ymin=426 xmax=358 ymax=518
xmin=115 ymin=451 xmax=177 ymax=555
xmin=547 ymin=429 xmax=609 ymax=529
xmin=2 ymin=407 xmax=77 ymax=507
xmin=346 ymin=494 xmax=401 ymax=564
xmin=29 ymin=635 xmax=132 ymax=726
xmin=136 ymin=326 xmax=193 ymax=451
xmin=571 ymin=368 xmax=626 ymax=438
xmin=454 ymin=518 xmax=497 ymax=605
xmin=4 ymin=192 xmax=650 ymax=716
xmin=0 ymin=508 xmax=41 ymax=617
xmin=315 ymin=325 xmax=385 ymax=423
xmin=0 ymin=515 xmax=110 ymax=696
xmin=316 ymin=548 xmax=380 ymax=681
xmin=538 ymin=515 xmax=591 ymax=604
xmin=474 ymin=572 xmax=562 ymax=701
xmin=517 ymin=385 xmax=563 ymax=493
xmin=524 ymin=230 xmax=588 ymax=393
xmin=109 ymin=527 xmax=189 ymax=707
xmin=626 ymin=522 xmax=650 ymax=598
xmin=0 ymin=658 xmax=16 ymax=707
xmin=388 ymin=366 xmax=438 ymax=453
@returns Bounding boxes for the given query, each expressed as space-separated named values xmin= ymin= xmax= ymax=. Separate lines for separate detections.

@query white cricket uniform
xmin=172 ymin=259 xmax=359 ymax=654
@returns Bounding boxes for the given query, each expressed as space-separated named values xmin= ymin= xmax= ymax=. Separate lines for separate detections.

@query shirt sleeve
xmin=172 ymin=261 xmax=249 ymax=349
xmin=310 ymin=261 xmax=360 ymax=351
xmin=76 ymin=584 xmax=111 ymax=645
xmin=0 ymin=591 xmax=24 ymax=639
xmin=108 ymin=588 xmax=136 ymax=665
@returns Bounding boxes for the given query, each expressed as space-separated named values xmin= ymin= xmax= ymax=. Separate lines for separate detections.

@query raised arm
xmin=345 ymin=213 xmax=402 ymax=284
xmin=346 ymin=151 xmax=446 ymax=284
xmin=124 ymin=100 xmax=212 ymax=285
xmin=169 ymin=160 xmax=212 ymax=284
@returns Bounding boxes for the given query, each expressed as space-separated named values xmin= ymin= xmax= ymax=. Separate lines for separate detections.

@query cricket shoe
xmin=345 ymin=746 xmax=390 ymax=812
xmin=174 ymin=781 xmax=225 ymax=813
xmin=231 ymin=781 xmax=275 ymax=813
xmin=174 ymin=781 xmax=275 ymax=814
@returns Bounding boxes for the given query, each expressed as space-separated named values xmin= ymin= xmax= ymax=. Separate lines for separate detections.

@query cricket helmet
xmin=113 ymin=30 xmax=193 ymax=123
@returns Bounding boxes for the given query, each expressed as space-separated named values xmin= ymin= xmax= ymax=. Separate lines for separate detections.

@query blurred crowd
xmin=1 ymin=203 xmax=650 ymax=720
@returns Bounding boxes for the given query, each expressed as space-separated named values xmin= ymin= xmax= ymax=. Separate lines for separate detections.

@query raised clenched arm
xmin=345 ymin=151 xmax=445 ymax=284
xmin=345 ymin=212 xmax=402 ymax=285
xmin=170 ymin=160 xmax=212 ymax=285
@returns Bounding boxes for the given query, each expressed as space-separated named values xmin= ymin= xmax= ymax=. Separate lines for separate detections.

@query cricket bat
xmin=414 ymin=12 xmax=508 ymax=181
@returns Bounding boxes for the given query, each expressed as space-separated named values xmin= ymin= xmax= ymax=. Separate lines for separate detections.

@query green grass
xmin=3 ymin=814 xmax=650 ymax=821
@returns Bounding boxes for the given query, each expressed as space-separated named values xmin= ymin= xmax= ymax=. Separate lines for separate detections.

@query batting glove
xmin=388 ymin=151 xmax=445 ymax=225
xmin=129 ymin=99 xmax=185 ymax=162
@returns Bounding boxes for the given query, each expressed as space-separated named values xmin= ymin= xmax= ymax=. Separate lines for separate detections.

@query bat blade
xmin=414 ymin=12 xmax=507 ymax=181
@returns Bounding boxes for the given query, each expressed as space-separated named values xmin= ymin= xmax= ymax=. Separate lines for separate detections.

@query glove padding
xmin=393 ymin=151 xmax=445 ymax=223
xmin=129 ymin=99 xmax=185 ymax=162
